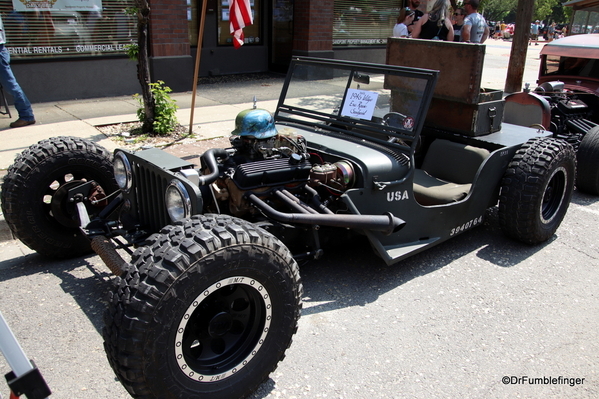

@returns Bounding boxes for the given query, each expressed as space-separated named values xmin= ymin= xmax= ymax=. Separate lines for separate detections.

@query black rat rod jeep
xmin=1 ymin=57 xmax=576 ymax=398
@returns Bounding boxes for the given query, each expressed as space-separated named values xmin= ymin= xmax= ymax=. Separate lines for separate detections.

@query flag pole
xmin=189 ymin=0 xmax=208 ymax=135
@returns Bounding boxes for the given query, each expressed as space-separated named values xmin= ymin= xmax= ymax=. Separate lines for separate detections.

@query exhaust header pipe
xmin=247 ymin=192 xmax=405 ymax=235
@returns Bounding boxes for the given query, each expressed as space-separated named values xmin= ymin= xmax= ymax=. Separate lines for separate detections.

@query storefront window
xmin=571 ymin=8 xmax=599 ymax=34
xmin=333 ymin=0 xmax=400 ymax=46
xmin=217 ymin=0 xmax=260 ymax=46
xmin=1 ymin=0 xmax=136 ymax=59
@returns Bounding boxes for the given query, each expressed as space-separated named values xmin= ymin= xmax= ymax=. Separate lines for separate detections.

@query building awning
xmin=540 ymin=34 xmax=599 ymax=58
xmin=564 ymin=0 xmax=599 ymax=7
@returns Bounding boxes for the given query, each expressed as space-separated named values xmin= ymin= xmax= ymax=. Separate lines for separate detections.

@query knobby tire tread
xmin=499 ymin=137 xmax=575 ymax=244
xmin=103 ymin=214 xmax=303 ymax=399
xmin=1 ymin=136 xmax=116 ymax=258
xmin=576 ymin=126 xmax=599 ymax=195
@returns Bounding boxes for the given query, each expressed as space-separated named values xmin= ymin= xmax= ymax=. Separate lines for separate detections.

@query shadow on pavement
xmin=0 ymin=251 xmax=115 ymax=334
xmin=295 ymin=207 xmax=547 ymax=318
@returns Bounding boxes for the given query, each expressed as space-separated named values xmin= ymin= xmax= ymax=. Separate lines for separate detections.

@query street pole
xmin=504 ymin=0 xmax=535 ymax=93
xmin=189 ymin=0 xmax=208 ymax=135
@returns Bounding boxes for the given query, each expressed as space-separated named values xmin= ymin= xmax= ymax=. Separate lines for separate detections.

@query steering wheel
xmin=382 ymin=112 xmax=408 ymax=129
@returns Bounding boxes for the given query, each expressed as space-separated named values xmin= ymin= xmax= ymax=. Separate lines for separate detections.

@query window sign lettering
xmin=2 ymin=0 xmax=136 ymax=59
xmin=12 ymin=0 xmax=103 ymax=12
xmin=341 ymin=89 xmax=378 ymax=120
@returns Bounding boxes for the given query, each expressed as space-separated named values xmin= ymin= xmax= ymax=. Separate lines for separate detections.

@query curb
xmin=0 ymin=170 xmax=13 ymax=243
xmin=0 ymin=213 xmax=14 ymax=243
xmin=0 ymin=170 xmax=13 ymax=242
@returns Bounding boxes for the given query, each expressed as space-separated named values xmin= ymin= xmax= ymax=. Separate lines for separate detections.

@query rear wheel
xmin=576 ymin=126 xmax=599 ymax=195
xmin=499 ymin=138 xmax=575 ymax=244
xmin=103 ymin=214 xmax=302 ymax=399
xmin=1 ymin=136 xmax=117 ymax=258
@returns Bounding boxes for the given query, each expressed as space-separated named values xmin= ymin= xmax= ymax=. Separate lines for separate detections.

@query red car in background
xmin=538 ymin=33 xmax=599 ymax=96
xmin=504 ymin=34 xmax=599 ymax=195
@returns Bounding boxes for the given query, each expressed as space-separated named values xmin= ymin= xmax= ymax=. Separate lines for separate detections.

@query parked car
xmin=1 ymin=57 xmax=576 ymax=399
xmin=504 ymin=33 xmax=599 ymax=194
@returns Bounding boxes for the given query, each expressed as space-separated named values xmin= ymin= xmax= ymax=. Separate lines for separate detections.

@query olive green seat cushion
xmin=413 ymin=139 xmax=490 ymax=206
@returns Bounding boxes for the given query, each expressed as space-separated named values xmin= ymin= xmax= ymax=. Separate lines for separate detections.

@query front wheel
xmin=1 ymin=136 xmax=117 ymax=258
xmin=576 ymin=126 xmax=599 ymax=195
xmin=499 ymin=138 xmax=575 ymax=244
xmin=103 ymin=214 xmax=302 ymax=399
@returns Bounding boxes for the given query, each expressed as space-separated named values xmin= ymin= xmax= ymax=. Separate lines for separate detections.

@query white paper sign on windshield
xmin=341 ymin=89 xmax=379 ymax=120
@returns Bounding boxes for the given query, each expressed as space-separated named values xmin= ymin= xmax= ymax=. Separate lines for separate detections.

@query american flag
xmin=229 ymin=0 xmax=253 ymax=49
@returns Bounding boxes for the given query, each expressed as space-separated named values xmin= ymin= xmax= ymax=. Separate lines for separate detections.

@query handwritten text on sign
xmin=341 ymin=89 xmax=379 ymax=120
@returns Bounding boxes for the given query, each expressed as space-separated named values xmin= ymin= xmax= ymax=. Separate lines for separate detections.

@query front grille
xmin=132 ymin=162 xmax=171 ymax=234
xmin=118 ymin=148 xmax=199 ymax=235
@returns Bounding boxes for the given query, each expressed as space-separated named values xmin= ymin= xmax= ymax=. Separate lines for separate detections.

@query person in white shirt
xmin=393 ymin=8 xmax=416 ymax=38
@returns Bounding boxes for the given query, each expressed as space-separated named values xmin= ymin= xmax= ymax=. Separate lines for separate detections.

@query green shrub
xmin=124 ymin=43 xmax=139 ymax=61
xmin=136 ymin=80 xmax=179 ymax=136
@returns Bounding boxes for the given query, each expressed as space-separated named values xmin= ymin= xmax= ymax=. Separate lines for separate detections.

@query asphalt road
xmin=1 ymin=191 xmax=598 ymax=399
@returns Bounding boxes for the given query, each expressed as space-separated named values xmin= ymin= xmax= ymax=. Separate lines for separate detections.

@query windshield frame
xmin=274 ymin=57 xmax=439 ymax=155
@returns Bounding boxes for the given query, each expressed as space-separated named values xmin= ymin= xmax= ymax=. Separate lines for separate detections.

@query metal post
xmin=188 ymin=0 xmax=209 ymax=134
xmin=0 ymin=312 xmax=32 ymax=378
xmin=0 ymin=312 xmax=51 ymax=399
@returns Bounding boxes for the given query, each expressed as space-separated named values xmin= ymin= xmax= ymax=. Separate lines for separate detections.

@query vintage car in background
xmin=538 ymin=33 xmax=599 ymax=95
xmin=504 ymin=33 xmax=599 ymax=195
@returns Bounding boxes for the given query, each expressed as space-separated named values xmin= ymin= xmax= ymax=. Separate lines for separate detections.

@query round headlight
xmin=165 ymin=180 xmax=192 ymax=223
xmin=113 ymin=152 xmax=132 ymax=191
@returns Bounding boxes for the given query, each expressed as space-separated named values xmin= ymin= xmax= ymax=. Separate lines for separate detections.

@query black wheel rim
xmin=41 ymin=166 xmax=110 ymax=229
xmin=175 ymin=276 xmax=272 ymax=382
xmin=541 ymin=166 xmax=567 ymax=223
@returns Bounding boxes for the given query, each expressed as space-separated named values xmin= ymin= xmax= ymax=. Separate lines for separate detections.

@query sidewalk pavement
xmin=0 ymin=90 xmax=282 ymax=171
xmin=0 ymin=38 xmax=545 ymax=241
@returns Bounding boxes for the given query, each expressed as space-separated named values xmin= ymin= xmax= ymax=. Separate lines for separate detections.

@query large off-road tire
xmin=499 ymin=137 xmax=575 ymax=244
xmin=103 ymin=214 xmax=302 ymax=399
xmin=576 ymin=126 xmax=599 ymax=195
xmin=0 ymin=136 xmax=117 ymax=258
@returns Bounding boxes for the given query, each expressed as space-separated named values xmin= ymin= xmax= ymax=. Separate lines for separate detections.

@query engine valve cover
xmin=232 ymin=158 xmax=312 ymax=190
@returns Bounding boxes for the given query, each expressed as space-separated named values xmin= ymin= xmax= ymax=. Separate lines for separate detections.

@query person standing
xmin=0 ymin=15 xmax=35 ymax=128
xmin=393 ymin=8 xmax=416 ymax=38
xmin=548 ymin=22 xmax=556 ymax=42
xmin=494 ymin=21 xmax=501 ymax=39
xmin=461 ymin=0 xmax=489 ymax=43
xmin=407 ymin=0 xmax=424 ymax=34
xmin=530 ymin=20 xmax=540 ymax=45
xmin=452 ymin=7 xmax=466 ymax=42
xmin=411 ymin=0 xmax=454 ymax=42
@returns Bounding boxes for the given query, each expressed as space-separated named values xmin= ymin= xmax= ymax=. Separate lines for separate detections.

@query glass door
xmin=270 ymin=0 xmax=294 ymax=72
